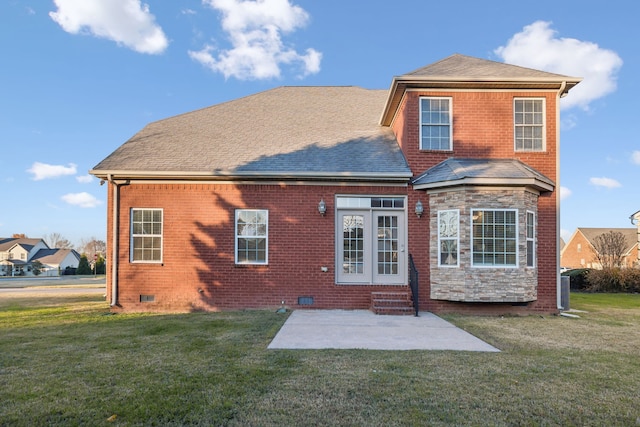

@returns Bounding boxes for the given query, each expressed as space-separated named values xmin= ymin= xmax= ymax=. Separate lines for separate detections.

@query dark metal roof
xmin=412 ymin=158 xmax=555 ymax=192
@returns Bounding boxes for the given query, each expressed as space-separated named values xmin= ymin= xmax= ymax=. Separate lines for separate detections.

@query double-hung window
xmin=420 ymin=97 xmax=452 ymax=150
xmin=438 ymin=210 xmax=459 ymax=267
xmin=526 ymin=211 xmax=535 ymax=267
xmin=236 ymin=209 xmax=268 ymax=265
xmin=131 ymin=208 xmax=163 ymax=262
xmin=472 ymin=209 xmax=517 ymax=267
xmin=514 ymin=98 xmax=545 ymax=151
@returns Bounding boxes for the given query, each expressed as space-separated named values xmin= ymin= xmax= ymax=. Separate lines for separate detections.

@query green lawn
xmin=1 ymin=292 xmax=639 ymax=426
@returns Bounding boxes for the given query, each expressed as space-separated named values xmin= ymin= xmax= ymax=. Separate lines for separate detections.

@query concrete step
xmin=371 ymin=290 xmax=414 ymax=315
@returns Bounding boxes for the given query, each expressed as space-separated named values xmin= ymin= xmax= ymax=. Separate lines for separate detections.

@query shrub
xmin=562 ymin=268 xmax=591 ymax=291
xmin=585 ymin=268 xmax=640 ymax=293
xmin=619 ymin=268 xmax=640 ymax=293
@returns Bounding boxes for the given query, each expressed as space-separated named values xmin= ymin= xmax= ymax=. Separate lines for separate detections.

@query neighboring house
xmin=90 ymin=54 xmax=581 ymax=314
xmin=31 ymin=249 xmax=81 ymax=276
xmin=0 ymin=238 xmax=80 ymax=276
xmin=560 ymin=228 xmax=638 ymax=269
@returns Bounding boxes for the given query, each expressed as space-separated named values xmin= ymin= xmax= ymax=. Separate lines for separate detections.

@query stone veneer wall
xmin=429 ymin=187 xmax=539 ymax=302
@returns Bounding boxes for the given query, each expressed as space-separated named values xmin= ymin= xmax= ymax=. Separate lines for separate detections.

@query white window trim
xmin=514 ymin=97 xmax=546 ymax=152
xmin=471 ymin=208 xmax=519 ymax=268
xmin=438 ymin=209 xmax=460 ymax=267
xmin=235 ymin=209 xmax=269 ymax=265
xmin=526 ymin=210 xmax=535 ymax=268
xmin=130 ymin=208 xmax=163 ymax=263
xmin=419 ymin=96 xmax=452 ymax=151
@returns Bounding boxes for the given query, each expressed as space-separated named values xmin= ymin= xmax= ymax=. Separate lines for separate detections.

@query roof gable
xmin=405 ymin=54 xmax=575 ymax=81
xmin=576 ymin=228 xmax=638 ymax=254
xmin=380 ymin=54 xmax=581 ymax=126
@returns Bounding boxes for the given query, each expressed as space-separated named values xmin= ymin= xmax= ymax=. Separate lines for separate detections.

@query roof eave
xmin=413 ymin=177 xmax=555 ymax=193
xmin=90 ymin=169 xmax=414 ymax=183
xmin=380 ymin=76 xmax=582 ymax=126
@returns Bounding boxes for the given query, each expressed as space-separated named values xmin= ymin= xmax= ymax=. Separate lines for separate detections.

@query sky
xmin=1 ymin=0 xmax=637 ymax=247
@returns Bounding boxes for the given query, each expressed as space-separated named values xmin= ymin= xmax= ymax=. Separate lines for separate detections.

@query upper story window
xmin=131 ymin=208 xmax=163 ymax=262
xmin=236 ymin=209 xmax=268 ymax=265
xmin=514 ymin=98 xmax=545 ymax=151
xmin=420 ymin=97 xmax=451 ymax=151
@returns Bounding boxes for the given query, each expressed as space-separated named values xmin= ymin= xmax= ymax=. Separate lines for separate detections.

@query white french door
xmin=337 ymin=209 xmax=406 ymax=285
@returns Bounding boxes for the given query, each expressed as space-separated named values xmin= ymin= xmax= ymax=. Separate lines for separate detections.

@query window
xmin=526 ymin=211 xmax=535 ymax=267
xmin=236 ymin=209 xmax=268 ymax=265
xmin=420 ymin=97 xmax=451 ymax=150
xmin=131 ymin=209 xmax=163 ymax=262
xmin=472 ymin=209 xmax=517 ymax=267
xmin=438 ymin=210 xmax=459 ymax=267
xmin=514 ymin=99 xmax=545 ymax=151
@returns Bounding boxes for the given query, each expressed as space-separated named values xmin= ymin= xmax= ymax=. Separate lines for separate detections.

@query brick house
xmin=90 ymin=54 xmax=580 ymax=314
xmin=560 ymin=228 xmax=638 ymax=269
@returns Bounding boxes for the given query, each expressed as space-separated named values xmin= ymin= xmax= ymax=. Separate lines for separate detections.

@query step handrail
xmin=408 ymin=254 xmax=419 ymax=316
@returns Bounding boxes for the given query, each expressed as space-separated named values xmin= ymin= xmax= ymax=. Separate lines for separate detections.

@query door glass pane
xmin=377 ymin=215 xmax=398 ymax=276
xmin=343 ymin=215 xmax=364 ymax=274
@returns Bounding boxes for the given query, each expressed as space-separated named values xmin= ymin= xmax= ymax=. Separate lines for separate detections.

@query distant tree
xmin=591 ymin=231 xmax=627 ymax=269
xmin=95 ymin=255 xmax=106 ymax=275
xmin=32 ymin=260 xmax=43 ymax=276
xmin=44 ymin=233 xmax=74 ymax=249
xmin=12 ymin=233 xmax=27 ymax=238
xmin=76 ymin=254 xmax=92 ymax=275
xmin=79 ymin=237 xmax=107 ymax=260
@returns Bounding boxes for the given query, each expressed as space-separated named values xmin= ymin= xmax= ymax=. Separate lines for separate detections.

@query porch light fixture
xmin=318 ymin=199 xmax=327 ymax=216
xmin=415 ymin=200 xmax=424 ymax=218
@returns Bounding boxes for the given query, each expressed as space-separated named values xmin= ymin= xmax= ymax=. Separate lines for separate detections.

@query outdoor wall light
xmin=415 ymin=200 xmax=424 ymax=218
xmin=318 ymin=199 xmax=327 ymax=216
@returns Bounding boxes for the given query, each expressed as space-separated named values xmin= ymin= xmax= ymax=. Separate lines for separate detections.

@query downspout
xmin=556 ymin=81 xmax=567 ymax=310
xmin=107 ymin=174 xmax=119 ymax=307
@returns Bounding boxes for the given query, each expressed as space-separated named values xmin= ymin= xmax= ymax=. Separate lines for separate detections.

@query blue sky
xmin=1 ymin=0 xmax=636 ymax=247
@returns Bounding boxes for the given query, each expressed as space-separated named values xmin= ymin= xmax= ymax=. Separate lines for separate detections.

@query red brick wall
xmin=394 ymin=90 xmax=560 ymax=313
xmin=106 ymin=183 xmax=413 ymax=312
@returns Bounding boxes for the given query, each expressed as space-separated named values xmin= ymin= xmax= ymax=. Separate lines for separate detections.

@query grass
xmin=1 ymin=293 xmax=639 ymax=426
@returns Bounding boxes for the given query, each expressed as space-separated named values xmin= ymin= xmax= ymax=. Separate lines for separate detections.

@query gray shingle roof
xmin=412 ymin=158 xmax=555 ymax=192
xmin=32 ymin=249 xmax=80 ymax=264
xmin=0 ymin=238 xmax=45 ymax=252
xmin=91 ymin=86 xmax=412 ymax=181
xmin=405 ymin=54 xmax=576 ymax=80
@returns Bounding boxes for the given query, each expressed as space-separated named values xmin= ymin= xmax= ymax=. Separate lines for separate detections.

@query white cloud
xmin=495 ymin=21 xmax=622 ymax=111
xmin=560 ymin=186 xmax=571 ymax=200
xmin=189 ymin=0 xmax=322 ymax=80
xmin=589 ymin=177 xmax=621 ymax=189
xmin=49 ymin=0 xmax=168 ymax=54
xmin=76 ymin=175 xmax=94 ymax=183
xmin=27 ymin=162 xmax=77 ymax=181
xmin=631 ymin=151 xmax=640 ymax=165
xmin=61 ymin=192 xmax=103 ymax=208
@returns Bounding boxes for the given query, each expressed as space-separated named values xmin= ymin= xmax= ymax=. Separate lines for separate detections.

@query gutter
xmin=90 ymin=169 xmax=413 ymax=182
xmin=107 ymin=174 xmax=125 ymax=307
xmin=556 ymin=82 xmax=566 ymax=310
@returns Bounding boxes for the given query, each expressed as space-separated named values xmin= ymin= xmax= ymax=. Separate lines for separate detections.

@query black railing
xmin=408 ymin=254 xmax=419 ymax=316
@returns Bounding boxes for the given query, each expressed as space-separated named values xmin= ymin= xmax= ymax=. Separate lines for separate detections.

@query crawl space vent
xmin=140 ymin=295 xmax=155 ymax=303
xmin=297 ymin=296 xmax=314 ymax=306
